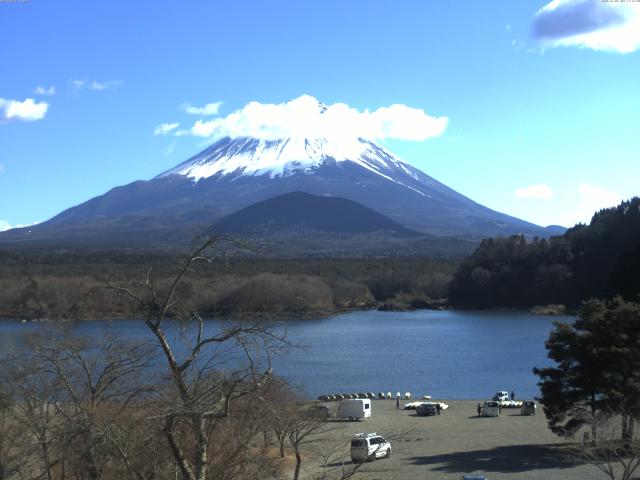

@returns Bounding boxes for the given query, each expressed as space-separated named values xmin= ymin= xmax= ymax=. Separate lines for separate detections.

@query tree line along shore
xmin=0 ymin=253 xmax=456 ymax=321
xmin=2 ymin=197 xmax=640 ymax=321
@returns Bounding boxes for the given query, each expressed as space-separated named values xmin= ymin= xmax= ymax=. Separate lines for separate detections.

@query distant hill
xmin=212 ymin=191 xmax=420 ymax=237
xmin=543 ymin=225 xmax=567 ymax=236
xmin=448 ymin=197 xmax=640 ymax=308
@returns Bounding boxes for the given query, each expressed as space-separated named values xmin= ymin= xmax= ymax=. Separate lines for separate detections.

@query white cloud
xmin=532 ymin=0 xmax=640 ymax=53
xmin=154 ymin=122 xmax=180 ymax=136
xmin=551 ymin=183 xmax=622 ymax=226
xmin=0 ymin=220 xmax=39 ymax=232
xmin=182 ymin=102 xmax=222 ymax=116
xmin=70 ymin=78 xmax=86 ymax=90
xmin=0 ymin=220 xmax=40 ymax=232
xmin=577 ymin=182 xmax=621 ymax=215
xmin=0 ymin=97 xmax=49 ymax=122
xmin=34 ymin=85 xmax=55 ymax=96
xmin=89 ymin=80 xmax=123 ymax=91
xmin=515 ymin=184 xmax=554 ymax=200
xmin=180 ymin=95 xmax=449 ymax=142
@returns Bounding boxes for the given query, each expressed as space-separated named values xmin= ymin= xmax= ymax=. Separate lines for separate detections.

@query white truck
xmin=336 ymin=398 xmax=372 ymax=421
xmin=493 ymin=390 xmax=521 ymax=408
xmin=493 ymin=391 xmax=509 ymax=402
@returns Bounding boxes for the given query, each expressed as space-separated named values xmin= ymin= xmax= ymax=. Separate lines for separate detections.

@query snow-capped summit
xmin=159 ymin=92 xmax=448 ymax=191
xmin=159 ymin=135 xmax=429 ymax=197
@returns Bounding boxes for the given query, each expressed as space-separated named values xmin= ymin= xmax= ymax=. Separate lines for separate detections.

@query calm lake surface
xmin=0 ymin=310 xmax=568 ymax=400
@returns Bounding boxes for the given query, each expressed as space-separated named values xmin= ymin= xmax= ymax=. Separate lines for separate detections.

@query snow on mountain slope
xmin=159 ymin=136 xmax=432 ymax=196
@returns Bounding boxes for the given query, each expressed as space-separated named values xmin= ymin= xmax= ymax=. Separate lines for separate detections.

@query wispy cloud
xmin=0 ymin=164 xmax=4 ymax=174
xmin=182 ymin=102 xmax=222 ymax=116
xmin=176 ymin=95 xmax=449 ymax=142
xmin=69 ymin=78 xmax=123 ymax=93
xmin=89 ymin=80 xmax=123 ymax=91
xmin=33 ymin=85 xmax=56 ymax=96
xmin=0 ymin=97 xmax=49 ymax=122
xmin=70 ymin=78 xmax=86 ymax=90
xmin=165 ymin=139 xmax=177 ymax=156
xmin=532 ymin=0 xmax=640 ymax=53
xmin=515 ymin=184 xmax=554 ymax=200
xmin=154 ymin=122 xmax=180 ymax=136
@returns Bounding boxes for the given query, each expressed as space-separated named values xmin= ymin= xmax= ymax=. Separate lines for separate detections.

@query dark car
xmin=306 ymin=405 xmax=331 ymax=419
xmin=416 ymin=403 xmax=438 ymax=416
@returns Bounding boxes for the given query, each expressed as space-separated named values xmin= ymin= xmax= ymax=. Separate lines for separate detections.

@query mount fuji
xmin=0 ymin=108 xmax=562 ymax=250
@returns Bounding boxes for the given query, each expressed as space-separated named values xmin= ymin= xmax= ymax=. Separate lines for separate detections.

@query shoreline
xmin=0 ymin=302 xmax=443 ymax=323
xmin=0 ymin=303 xmax=575 ymax=323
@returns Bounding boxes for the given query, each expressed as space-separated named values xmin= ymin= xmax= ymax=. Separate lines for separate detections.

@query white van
xmin=482 ymin=400 xmax=500 ymax=417
xmin=336 ymin=398 xmax=372 ymax=421
xmin=350 ymin=433 xmax=391 ymax=462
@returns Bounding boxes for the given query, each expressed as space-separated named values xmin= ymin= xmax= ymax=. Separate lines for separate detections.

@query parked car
xmin=416 ymin=403 xmax=438 ymax=416
xmin=482 ymin=401 xmax=500 ymax=417
xmin=350 ymin=432 xmax=391 ymax=462
xmin=460 ymin=475 xmax=488 ymax=480
xmin=306 ymin=405 xmax=331 ymax=419
xmin=521 ymin=401 xmax=537 ymax=416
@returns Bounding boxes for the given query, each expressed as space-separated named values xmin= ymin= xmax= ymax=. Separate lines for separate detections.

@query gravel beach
xmin=298 ymin=399 xmax=604 ymax=480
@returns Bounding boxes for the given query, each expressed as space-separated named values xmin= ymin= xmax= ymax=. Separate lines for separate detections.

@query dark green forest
xmin=448 ymin=197 xmax=640 ymax=309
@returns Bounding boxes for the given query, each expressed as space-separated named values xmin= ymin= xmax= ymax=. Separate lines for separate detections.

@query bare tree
xmin=105 ymin=236 xmax=289 ymax=480
xmin=287 ymin=407 xmax=332 ymax=480
xmin=306 ymin=434 xmax=352 ymax=480
xmin=0 ymin=340 xmax=63 ymax=480
xmin=255 ymin=378 xmax=300 ymax=459
xmin=0 ymin=327 xmax=159 ymax=480
xmin=0 ymin=385 xmax=30 ymax=480
xmin=574 ymin=409 xmax=640 ymax=480
xmin=0 ymin=237 xmax=292 ymax=480
xmin=306 ymin=431 xmax=403 ymax=480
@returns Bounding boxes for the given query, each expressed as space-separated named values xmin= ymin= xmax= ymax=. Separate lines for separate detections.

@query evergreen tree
xmin=449 ymin=197 xmax=640 ymax=309
xmin=534 ymin=298 xmax=640 ymax=440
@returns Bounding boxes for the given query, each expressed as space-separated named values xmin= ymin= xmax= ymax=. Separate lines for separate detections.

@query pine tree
xmin=534 ymin=297 xmax=640 ymax=441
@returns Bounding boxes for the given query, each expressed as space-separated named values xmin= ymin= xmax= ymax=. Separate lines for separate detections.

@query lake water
xmin=0 ymin=309 xmax=568 ymax=400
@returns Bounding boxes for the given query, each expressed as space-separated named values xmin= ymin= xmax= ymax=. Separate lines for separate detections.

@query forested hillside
xmin=448 ymin=197 xmax=640 ymax=308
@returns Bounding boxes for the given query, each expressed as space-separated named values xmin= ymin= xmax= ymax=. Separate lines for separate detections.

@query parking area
xmin=300 ymin=399 xmax=602 ymax=480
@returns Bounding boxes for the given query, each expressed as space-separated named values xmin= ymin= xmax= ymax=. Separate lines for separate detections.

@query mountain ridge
xmin=0 ymin=129 xmax=564 ymax=251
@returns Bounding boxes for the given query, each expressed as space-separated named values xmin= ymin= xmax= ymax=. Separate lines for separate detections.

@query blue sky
xmin=1 ymin=0 xmax=639 ymax=230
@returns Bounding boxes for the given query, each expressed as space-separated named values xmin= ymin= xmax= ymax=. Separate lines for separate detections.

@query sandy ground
xmin=297 ymin=399 xmax=607 ymax=480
